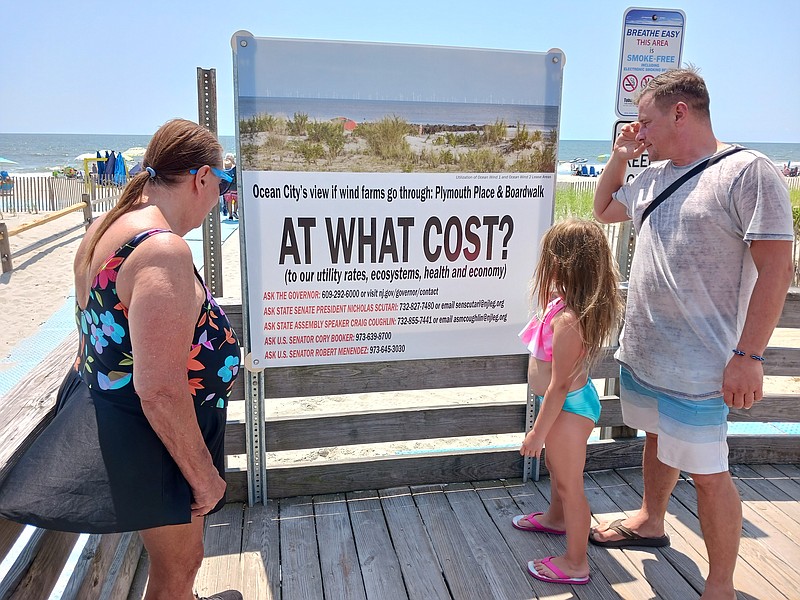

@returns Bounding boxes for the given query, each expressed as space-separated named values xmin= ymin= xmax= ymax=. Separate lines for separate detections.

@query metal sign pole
xmin=230 ymin=32 xmax=267 ymax=505
xmin=197 ymin=67 xmax=224 ymax=297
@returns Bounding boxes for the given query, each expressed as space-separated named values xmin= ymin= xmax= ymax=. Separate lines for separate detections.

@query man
xmin=592 ymin=68 xmax=793 ymax=600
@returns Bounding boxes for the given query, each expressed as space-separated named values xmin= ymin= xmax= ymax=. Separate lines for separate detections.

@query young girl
xmin=512 ymin=218 xmax=622 ymax=585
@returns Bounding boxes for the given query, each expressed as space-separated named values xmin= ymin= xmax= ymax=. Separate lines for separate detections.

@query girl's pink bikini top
xmin=518 ymin=296 xmax=565 ymax=362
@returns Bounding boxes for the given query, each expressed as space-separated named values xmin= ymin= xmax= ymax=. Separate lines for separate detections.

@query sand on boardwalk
xmin=3 ymin=209 xmax=800 ymax=465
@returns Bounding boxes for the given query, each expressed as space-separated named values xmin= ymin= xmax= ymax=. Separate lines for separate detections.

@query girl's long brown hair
xmin=531 ymin=218 xmax=623 ymax=364
xmin=82 ymin=119 xmax=223 ymax=266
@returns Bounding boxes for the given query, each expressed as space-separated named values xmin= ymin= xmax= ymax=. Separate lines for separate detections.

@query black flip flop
xmin=589 ymin=519 xmax=670 ymax=548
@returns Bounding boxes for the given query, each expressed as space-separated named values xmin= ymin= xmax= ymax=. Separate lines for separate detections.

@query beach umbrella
xmin=122 ymin=146 xmax=147 ymax=161
xmin=96 ymin=151 xmax=106 ymax=179
xmin=0 ymin=157 xmax=17 ymax=164
xmin=332 ymin=116 xmax=357 ymax=131
xmin=113 ymin=152 xmax=127 ymax=185
xmin=104 ymin=152 xmax=116 ymax=185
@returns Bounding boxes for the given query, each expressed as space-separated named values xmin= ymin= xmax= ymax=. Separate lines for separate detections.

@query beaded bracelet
xmin=732 ymin=348 xmax=765 ymax=362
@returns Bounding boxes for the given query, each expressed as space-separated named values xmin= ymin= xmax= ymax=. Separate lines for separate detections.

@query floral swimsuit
xmin=0 ymin=228 xmax=241 ymax=533
xmin=76 ymin=228 xmax=240 ymax=408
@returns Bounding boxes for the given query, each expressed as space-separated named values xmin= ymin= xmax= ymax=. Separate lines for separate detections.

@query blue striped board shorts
xmin=620 ymin=367 xmax=729 ymax=474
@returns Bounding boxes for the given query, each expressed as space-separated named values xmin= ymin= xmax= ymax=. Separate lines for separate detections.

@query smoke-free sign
xmin=616 ymin=7 xmax=685 ymax=118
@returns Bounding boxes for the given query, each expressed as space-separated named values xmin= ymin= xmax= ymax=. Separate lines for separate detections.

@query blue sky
xmin=1 ymin=0 xmax=797 ymax=143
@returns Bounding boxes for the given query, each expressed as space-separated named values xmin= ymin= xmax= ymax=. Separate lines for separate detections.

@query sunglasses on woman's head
xmin=189 ymin=167 xmax=233 ymax=196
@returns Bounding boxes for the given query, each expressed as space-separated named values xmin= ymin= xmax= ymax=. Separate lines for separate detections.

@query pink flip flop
xmin=527 ymin=557 xmax=590 ymax=585
xmin=511 ymin=512 xmax=566 ymax=535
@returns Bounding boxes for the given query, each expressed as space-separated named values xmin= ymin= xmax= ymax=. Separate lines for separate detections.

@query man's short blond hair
xmin=635 ymin=68 xmax=711 ymax=120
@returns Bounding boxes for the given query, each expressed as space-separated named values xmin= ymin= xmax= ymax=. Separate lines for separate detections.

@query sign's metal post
xmin=197 ymin=67 xmax=224 ymax=297
xmin=230 ymin=32 xmax=268 ymax=505
xmin=522 ymin=384 xmax=540 ymax=482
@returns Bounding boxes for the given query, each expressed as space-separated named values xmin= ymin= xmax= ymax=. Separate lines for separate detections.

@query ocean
xmin=0 ymin=132 xmax=798 ymax=174
xmin=239 ymin=96 xmax=560 ymax=130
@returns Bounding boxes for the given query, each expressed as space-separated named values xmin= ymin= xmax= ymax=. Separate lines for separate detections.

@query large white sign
xmin=244 ymin=171 xmax=553 ymax=368
xmin=616 ymin=7 xmax=685 ymax=118
xmin=232 ymin=36 xmax=564 ymax=367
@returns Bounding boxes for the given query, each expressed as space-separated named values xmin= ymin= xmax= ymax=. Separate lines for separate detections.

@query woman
xmin=0 ymin=119 xmax=242 ymax=600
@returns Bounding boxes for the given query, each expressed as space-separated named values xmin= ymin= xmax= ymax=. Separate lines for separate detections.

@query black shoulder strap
xmin=641 ymin=146 xmax=746 ymax=224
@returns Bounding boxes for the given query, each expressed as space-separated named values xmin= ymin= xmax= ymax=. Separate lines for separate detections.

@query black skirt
xmin=0 ymin=369 xmax=227 ymax=533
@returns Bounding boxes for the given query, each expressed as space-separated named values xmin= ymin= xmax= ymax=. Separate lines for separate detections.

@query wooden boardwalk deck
xmin=126 ymin=463 xmax=800 ymax=600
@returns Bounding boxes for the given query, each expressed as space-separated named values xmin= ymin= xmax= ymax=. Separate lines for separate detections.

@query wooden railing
xmin=2 ymin=291 xmax=799 ymax=597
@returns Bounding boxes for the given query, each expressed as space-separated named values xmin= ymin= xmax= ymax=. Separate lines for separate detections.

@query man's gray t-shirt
xmin=613 ymin=147 xmax=792 ymax=399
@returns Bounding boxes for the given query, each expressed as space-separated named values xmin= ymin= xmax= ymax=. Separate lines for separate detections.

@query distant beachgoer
xmin=593 ymin=68 xmax=792 ymax=599
xmin=514 ymin=218 xmax=622 ymax=586
xmin=223 ymin=153 xmax=238 ymax=220
xmin=0 ymin=119 xmax=243 ymax=600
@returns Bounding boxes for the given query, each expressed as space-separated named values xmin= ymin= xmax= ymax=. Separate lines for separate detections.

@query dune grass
xmin=557 ymin=185 xmax=800 ymax=226
xmin=554 ymin=186 xmax=595 ymax=220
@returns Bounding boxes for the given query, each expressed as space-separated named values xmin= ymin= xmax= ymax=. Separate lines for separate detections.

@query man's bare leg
xmin=694 ymin=471 xmax=740 ymax=600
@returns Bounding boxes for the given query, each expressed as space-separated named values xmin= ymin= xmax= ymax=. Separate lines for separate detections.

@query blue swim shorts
xmin=620 ymin=367 xmax=729 ymax=474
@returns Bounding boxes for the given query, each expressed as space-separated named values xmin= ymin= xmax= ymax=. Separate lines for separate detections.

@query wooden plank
xmin=473 ymin=480 xmax=573 ymax=600
xmin=259 ymin=396 xmax=621 ymax=453
xmin=586 ymin=470 xmax=701 ymax=599
xmin=441 ymin=482 xmax=540 ymax=599
xmin=0 ymin=332 xmax=76 ymax=481
xmin=1 ymin=528 xmax=79 ymax=600
xmin=60 ymin=533 xmax=123 ymax=600
xmin=777 ymin=290 xmax=800 ymax=328
xmin=266 ymin=449 xmax=522 ymax=498
xmin=377 ymin=487 xmax=451 ymax=600
xmin=729 ymin=468 xmax=800 ymax=570
xmin=264 ymin=403 xmax=526 ymax=451
xmin=223 ymin=415 xmax=245 ymax=455
xmin=762 ymin=347 xmax=800 ymax=376
xmin=279 ymin=496 xmax=324 ymax=600
xmin=312 ymin=493 xmax=366 ymax=600
xmin=258 ymin=348 xmax=620 ymax=400
xmin=224 ymin=469 xmax=248 ymax=504
xmin=773 ymin=464 xmax=800 ymax=479
xmin=263 ymin=440 xmax=646 ymax=499
xmin=0 ymin=519 xmax=24 ymax=564
xmin=409 ymin=484 xmax=495 ymax=600
xmin=240 ymin=501 xmax=281 ymax=600
xmin=728 ymin=396 xmax=800 ymax=422
xmin=746 ymin=463 xmax=800 ymax=520
xmin=123 ymin=550 xmax=149 ymax=600
xmin=345 ymin=490 xmax=408 ymax=600
xmin=263 ymin=355 xmax=529 ymax=397
xmin=728 ymin=436 xmax=800 ymax=464
xmin=616 ymin=467 xmax=788 ymax=600
xmin=668 ymin=474 xmax=800 ymax=594
xmin=99 ymin=532 xmax=144 ymax=600
xmin=194 ymin=503 xmax=244 ymax=598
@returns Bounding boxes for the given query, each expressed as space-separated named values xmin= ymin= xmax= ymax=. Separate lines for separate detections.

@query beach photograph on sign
xmin=236 ymin=38 xmax=561 ymax=174
xmin=233 ymin=36 xmax=565 ymax=367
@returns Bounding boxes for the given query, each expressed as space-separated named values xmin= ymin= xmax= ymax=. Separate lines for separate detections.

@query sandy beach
xmin=2 ymin=207 xmax=799 ymax=465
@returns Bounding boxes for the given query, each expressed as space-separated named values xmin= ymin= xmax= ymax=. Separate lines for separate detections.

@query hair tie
xmin=145 ymin=166 xmax=156 ymax=179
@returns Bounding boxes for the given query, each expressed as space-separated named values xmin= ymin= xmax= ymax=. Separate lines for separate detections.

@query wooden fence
xmin=0 ymin=189 xmax=121 ymax=273
xmin=0 ymin=176 xmax=123 ymax=216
